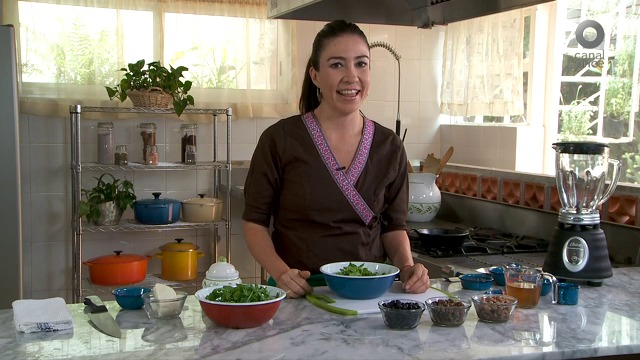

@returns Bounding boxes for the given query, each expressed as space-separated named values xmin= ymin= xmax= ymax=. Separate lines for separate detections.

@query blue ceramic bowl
xmin=484 ymin=288 xmax=504 ymax=295
xmin=113 ymin=287 xmax=152 ymax=310
xmin=459 ymin=273 xmax=494 ymax=291
xmin=488 ymin=267 xmax=505 ymax=286
xmin=320 ymin=262 xmax=399 ymax=300
xmin=540 ymin=278 xmax=552 ymax=296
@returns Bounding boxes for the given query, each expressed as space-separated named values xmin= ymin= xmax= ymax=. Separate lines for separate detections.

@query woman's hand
xmin=276 ymin=269 xmax=313 ymax=298
xmin=399 ymin=263 xmax=430 ymax=294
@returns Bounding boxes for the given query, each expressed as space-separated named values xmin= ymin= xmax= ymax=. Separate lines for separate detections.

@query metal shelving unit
xmin=69 ymin=105 xmax=233 ymax=303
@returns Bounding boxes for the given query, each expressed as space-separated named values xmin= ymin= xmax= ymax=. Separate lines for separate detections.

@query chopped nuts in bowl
xmin=471 ymin=294 xmax=518 ymax=323
xmin=425 ymin=297 xmax=471 ymax=327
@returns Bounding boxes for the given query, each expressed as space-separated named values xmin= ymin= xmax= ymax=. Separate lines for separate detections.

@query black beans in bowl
xmin=471 ymin=294 xmax=518 ymax=323
xmin=378 ymin=299 xmax=426 ymax=330
xmin=425 ymin=297 xmax=471 ymax=327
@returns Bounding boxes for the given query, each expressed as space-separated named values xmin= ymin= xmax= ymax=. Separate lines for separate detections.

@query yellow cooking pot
xmin=156 ymin=238 xmax=204 ymax=281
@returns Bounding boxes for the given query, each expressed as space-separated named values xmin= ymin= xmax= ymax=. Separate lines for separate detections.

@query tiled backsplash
xmin=436 ymin=164 xmax=639 ymax=227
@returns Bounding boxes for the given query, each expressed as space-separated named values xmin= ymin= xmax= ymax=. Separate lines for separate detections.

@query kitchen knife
xmin=83 ymin=295 xmax=123 ymax=338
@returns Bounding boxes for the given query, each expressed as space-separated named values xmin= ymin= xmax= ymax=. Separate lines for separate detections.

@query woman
xmin=243 ymin=20 xmax=430 ymax=298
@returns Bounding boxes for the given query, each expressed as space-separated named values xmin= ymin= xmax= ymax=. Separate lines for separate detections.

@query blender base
xmin=542 ymin=223 xmax=613 ymax=285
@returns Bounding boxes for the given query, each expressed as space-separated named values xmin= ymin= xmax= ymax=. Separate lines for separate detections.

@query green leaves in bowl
xmin=205 ymin=284 xmax=275 ymax=303
xmin=336 ymin=262 xmax=384 ymax=276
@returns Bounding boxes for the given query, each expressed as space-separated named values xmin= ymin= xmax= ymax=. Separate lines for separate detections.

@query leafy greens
xmin=205 ymin=284 xmax=274 ymax=303
xmin=336 ymin=262 xmax=383 ymax=276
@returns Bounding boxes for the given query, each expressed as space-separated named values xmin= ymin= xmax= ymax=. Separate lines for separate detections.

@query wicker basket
xmin=127 ymin=87 xmax=173 ymax=108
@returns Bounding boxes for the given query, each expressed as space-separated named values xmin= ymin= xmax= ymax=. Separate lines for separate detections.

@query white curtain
xmin=440 ymin=9 xmax=525 ymax=117
xmin=2 ymin=0 xmax=299 ymax=120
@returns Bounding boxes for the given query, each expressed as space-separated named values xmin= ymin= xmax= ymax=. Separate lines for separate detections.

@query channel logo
xmin=575 ymin=19 xmax=605 ymax=49
xmin=572 ymin=19 xmax=607 ymax=70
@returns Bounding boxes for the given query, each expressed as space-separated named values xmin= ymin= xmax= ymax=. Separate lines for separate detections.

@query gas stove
xmin=409 ymin=227 xmax=550 ymax=279
xmin=410 ymin=227 xmax=550 ymax=258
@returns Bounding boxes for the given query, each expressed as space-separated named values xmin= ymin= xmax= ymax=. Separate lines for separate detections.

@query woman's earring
xmin=316 ymin=88 xmax=323 ymax=102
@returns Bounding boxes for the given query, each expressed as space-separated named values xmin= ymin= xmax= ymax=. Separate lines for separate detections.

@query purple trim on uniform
xmin=301 ymin=112 xmax=375 ymax=225
xmin=348 ymin=116 xmax=374 ymax=184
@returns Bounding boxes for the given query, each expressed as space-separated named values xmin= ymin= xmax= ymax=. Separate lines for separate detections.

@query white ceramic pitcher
xmin=407 ymin=172 xmax=441 ymax=222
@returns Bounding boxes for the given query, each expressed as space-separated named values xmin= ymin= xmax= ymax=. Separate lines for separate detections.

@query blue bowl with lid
xmin=459 ymin=273 xmax=494 ymax=291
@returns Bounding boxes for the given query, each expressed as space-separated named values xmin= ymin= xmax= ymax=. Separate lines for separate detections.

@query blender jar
xmin=553 ymin=142 xmax=621 ymax=215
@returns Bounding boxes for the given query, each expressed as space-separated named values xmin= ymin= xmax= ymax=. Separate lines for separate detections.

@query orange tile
xmin=501 ymin=179 xmax=521 ymax=205
xmin=605 ymin=195 xmax=638 ymax=226
xmin=549 ymin=187 xmax=562 ymax=212
xmin=523 ymin=182 xmax=545 ymax=209
xmin=460 ymin=174 xmax=479 ymax=197
xmin=441 ymin=172 xmax=461 ymax=194
xmin=480 ymin=176 xmax=499 ymax=201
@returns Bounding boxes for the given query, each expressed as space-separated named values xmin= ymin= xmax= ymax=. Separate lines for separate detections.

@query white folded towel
xmin=12 ymin=297 xmax=74 ymax=333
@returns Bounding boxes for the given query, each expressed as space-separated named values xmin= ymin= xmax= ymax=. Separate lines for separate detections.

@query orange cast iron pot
xmin=156 ymin=238 xmax=204 ymax=281
xmin=83 ymin=250 xmax=150 ymax=286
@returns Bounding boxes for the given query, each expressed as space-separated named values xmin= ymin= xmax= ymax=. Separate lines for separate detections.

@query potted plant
xmin=105 ymin=59 xmax=195 ymax=117
xmin=603 ymin=77 xmax=631 ymax=139
xmin=78 ymin=173 xmax=137 ymax=226
xmin=558 ymin=86 xmax=594 ymax=141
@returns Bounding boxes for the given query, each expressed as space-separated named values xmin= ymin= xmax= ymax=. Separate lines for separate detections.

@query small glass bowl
xmin=425 ymin=297 xmax=471 ymax=327
xmin=378 ymin=299 xmax=426 ymax=330
xmin=142 ymin=291 xmax=188 ymax=319
xmin=471 ymin=294 xmax=518 ymax=323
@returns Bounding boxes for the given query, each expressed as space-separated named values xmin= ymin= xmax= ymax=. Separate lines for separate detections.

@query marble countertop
xmin=2 ymin=267 xmax=640 ymax=360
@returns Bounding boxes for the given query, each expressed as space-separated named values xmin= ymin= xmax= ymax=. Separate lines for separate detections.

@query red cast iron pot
xmin=83 ymin=250 xmax=150 ymax=286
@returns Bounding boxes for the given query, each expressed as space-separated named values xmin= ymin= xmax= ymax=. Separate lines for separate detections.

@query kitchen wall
xmin=16 ymin=21 xmax=453 ymax=304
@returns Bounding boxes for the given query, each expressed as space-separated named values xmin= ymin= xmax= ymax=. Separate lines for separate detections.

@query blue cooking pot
xmin=134 ymin=192 xmax=181 ymax=225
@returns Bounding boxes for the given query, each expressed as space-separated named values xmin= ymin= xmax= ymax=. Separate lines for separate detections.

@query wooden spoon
xmin=407 ymin=160 xmax=414 ymax=173
xmin=435 ymin=146 xmax=454 ymax=175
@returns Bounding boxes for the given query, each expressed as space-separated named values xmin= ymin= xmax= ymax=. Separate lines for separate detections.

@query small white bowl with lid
xmin=202 ymin=256 xmax=242 ymax=288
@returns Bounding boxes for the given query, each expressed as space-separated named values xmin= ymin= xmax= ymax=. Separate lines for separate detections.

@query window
xmin=459 ymin=13 xmax=533 ymax=125
xmin=441 ymin=9 xmax=532 ymax=125
xmin=12 ymin=0 xmax=296 ymax=117
xmin=557 ymin=0 xmax=637 ymax=142
xmin=554 ymin=0 xmax=640 ymax=184
xmin=439 ymin=1 xmax=640 ymax=184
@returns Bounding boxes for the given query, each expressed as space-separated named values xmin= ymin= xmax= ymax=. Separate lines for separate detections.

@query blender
xmin=542 ymin=142 xmax=621 ymax=286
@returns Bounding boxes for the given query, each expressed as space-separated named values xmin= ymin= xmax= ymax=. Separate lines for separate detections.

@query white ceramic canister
xmin=407 ymin=172 xmax=441 ymax=222
xmin=97 ymin=122 xmax=114 ymax=164
xmin=202 ymin=256 xmax=242 ymax=288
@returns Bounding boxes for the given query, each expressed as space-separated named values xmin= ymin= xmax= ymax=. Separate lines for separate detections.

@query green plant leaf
xmin=105 ymin=59 xmax=193 ymax=116
xmin=78 ymin=173 xmax=136 ymax=223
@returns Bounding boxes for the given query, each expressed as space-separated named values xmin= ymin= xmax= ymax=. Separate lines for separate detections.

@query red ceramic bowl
xmin=195 ymin=285 xmax=286 ymax=329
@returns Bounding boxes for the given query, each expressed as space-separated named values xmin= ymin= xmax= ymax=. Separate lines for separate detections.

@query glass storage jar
xmin=97 ymin=122 xmax=114 ymax=164
xmin=145 ymin=145 xmax=159 ymax=165
xmin=138 ymin=122 xmax=157 ymax=163
xmin=180 ymin=123 xmax=197 ymax=164
xmin=115 ymin=145 xmax=128 ymax=165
